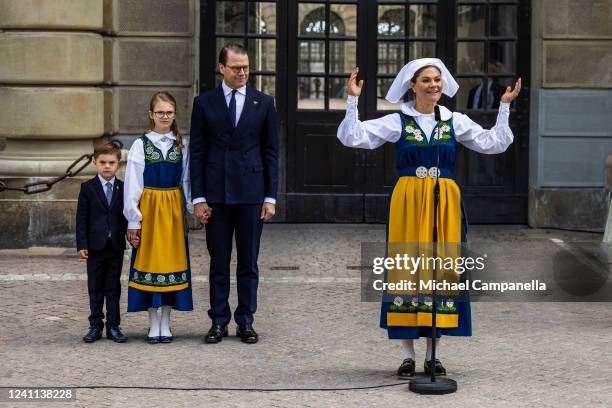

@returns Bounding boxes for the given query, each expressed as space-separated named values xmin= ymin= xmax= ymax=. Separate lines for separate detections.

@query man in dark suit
xmin=190 ymin=43 xmax=278 ymax=344
xmin=76 ymin=141 xmax=129 ymax=343
xmin=467 ymin=60 xmax=505 ymax=109
xmin=467 ymin=79 xmax=503 ymax=109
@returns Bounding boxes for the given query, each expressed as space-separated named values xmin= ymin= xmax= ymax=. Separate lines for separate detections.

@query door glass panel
xmin=330 ymin=4 xmax=357 ymax=37
xmin=248 ymin=39 xmax=276 ymax=71
xmin=491 ymin=5 xmax=517 ymax=37
xmin=457 ymin=77 xmax=482 ymax=110
xmin=216 ymin=1 xmax=245 ymax=34
xmin=330 ymin=40 xmax=356 ymax=74
xmin=490 ymin=41 xmax=516 ymax=73
xmin=457 ymin=5 xmax=486 ymax=37
xmin=249 ymin=75 xmax=276 ymax=98
xmin=299 ymin=40 xmax=325 ymax=73
xmin=298 ymin=76 xmax=325 ymax=110
xmin=378 ymin=41 xmax=404 ymax=75
xmin=409 ymin=41 xmax=436 ymax=59
xmin=299 ymin=4 xmax=326 ymax=36
xmin=457 ymin=42 xmax=484 ymax=73
xmin=377 ymin=77 xmax=398 ymax=111
xmin=247 ymin=2 xmax=277 ymax=34
xmin=408 ymin=4 xmax=437 ymax=37
xmin=378 ymin=5 xmax=405 ymax=37
xmin=329 ymin=77 xmax=348 ymax=110
xmin=296 ymin=1 xmax=358 ymax=111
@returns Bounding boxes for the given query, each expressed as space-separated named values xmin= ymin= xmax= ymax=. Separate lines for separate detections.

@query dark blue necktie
xmin=229 ymin=89 xmax=237 ymax=127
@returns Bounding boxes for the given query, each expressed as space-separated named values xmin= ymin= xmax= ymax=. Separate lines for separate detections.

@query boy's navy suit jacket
xmin=76 ymin=176 xmax=128 ymax=251
xmin=189 ymin=85 xmax=279 ymax=204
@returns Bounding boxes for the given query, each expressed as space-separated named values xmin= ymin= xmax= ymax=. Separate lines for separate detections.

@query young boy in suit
xmin=76 ymin=141 xmax=130 ymax=343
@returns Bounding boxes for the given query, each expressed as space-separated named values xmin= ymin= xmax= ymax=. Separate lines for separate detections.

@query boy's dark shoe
xmin=83 ymin=324 xmax=103 ymax=343
xmin=106 ymin=325 xmax=128 ymax=343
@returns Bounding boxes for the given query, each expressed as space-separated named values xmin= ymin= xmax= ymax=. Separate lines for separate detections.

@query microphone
xmin=434 ymin=104 xmax=441 ymax=122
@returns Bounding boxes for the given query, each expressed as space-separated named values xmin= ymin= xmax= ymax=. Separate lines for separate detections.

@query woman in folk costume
xmin=337 ymin=58 xmax=521 ymax=378
xmin=124 ymin=91 xmax=196 ymax=344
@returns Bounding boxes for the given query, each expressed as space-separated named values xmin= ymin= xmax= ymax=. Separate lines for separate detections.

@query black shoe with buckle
xmin=236 ymin=324 xmax=258 ymax=344
xmin=145 ymin=330 xmax=160 ymax=344
xmin=204 ymin=324 xmax=228 ymax=344
xmin=424 ymin=359 xmax=447 ymax=376
xmin=397 ymin=358 xmax=416 ymax=379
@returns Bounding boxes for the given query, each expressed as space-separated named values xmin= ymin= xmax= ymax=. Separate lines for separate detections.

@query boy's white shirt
xmin=97 ymin=174 xmax=116 ymax=187
xmin=123 ymin=131 xmax=193 ymax=230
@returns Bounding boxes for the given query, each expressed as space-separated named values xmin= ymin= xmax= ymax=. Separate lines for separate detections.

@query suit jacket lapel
xmin=211 ymin=85 xmax=234 ymax=134
xmin=93 ymin=177 xmax=110 ymax=210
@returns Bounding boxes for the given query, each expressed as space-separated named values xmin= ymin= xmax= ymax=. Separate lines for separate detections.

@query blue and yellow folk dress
xmin=127 ymin=135 xmax=193 ymax=312
xmin=380 ymin=112 xmax=472 ymax=340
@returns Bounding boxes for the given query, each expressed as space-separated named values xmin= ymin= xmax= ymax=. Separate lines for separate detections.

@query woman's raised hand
xmin=348 ymin=67 xmax=364 ymax=97
xmin=501 ymin=77 xmax=522 ymax=103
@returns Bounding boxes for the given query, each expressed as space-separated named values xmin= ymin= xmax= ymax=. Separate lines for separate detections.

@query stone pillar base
xmin=0 ymin=178 xmax=86 ymax=248
xmin=528 ymin=186 xmax=608 ymax=232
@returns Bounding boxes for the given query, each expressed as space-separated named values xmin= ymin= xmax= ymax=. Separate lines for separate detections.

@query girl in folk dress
xmin=124 ymin=92 xmax=199 ymax=344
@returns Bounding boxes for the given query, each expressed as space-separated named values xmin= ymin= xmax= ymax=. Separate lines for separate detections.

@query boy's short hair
xmin=93 ymin=140 xmax=123 ymax=160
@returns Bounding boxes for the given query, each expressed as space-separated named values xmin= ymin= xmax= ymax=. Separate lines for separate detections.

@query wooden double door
xmin=201 ymin=0 xmax=530 ymax=223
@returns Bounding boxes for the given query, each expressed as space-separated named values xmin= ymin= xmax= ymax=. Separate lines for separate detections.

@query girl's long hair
xmin=147 ymin=91 xmax=183 ymax=150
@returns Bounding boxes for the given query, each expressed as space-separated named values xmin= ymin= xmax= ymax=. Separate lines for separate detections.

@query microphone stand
xmin=409 ymin=104 xmax=458 ymax=395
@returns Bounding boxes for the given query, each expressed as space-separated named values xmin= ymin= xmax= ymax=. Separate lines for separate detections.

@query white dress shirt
xmin=124 ymin=131 xmax=193 ymax=230
xmin=337 ymin=95 xmax=514 ymax=154
xmin=98 ymin=174 xmax=115 ymax=190
xmin=192 ymin=81 xmax=276 ymax=206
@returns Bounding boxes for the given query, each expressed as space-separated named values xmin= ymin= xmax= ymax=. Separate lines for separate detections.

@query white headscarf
xmin=385 ymin=58 xmax=459 ymax=103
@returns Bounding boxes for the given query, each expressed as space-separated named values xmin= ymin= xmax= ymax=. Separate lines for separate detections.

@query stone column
xmin=0 ymin=0 xmax=196 ymax=248
xmin=104 ymin=0 xmax=195 ymax=140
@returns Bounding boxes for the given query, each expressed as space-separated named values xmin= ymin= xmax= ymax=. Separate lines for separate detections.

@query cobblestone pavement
xmin=0 ymin=225 xmax=610 ymax=407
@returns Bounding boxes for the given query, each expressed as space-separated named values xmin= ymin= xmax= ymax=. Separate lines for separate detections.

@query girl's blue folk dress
xmin=126 ymin=133 xmax=194 ymax=312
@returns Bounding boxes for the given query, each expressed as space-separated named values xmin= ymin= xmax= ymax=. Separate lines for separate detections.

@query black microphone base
xmin=409 ymin=377 xmax=457 ymax=395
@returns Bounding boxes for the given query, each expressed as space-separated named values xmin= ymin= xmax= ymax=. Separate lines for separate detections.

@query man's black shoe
xmin=397 ymin=358 xmax=416 ymax=379
xmin=106 ymin=325 xmax=128 ymax=343
xmin=236 ymin=324 xmax=258 ymax=344
xmin=424 ymin=359 xmax=447 ymax=376
xmin=83 ymin=325 xmax=103 ymax=343
xmin=204 ymin=324 xmax=228 ymax=343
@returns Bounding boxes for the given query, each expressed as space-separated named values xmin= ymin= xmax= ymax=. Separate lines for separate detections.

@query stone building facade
xmin=0 ymin=0 xmax=197 ymax=247
xmin=0 ymin=0 xmax=611 ymax=248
